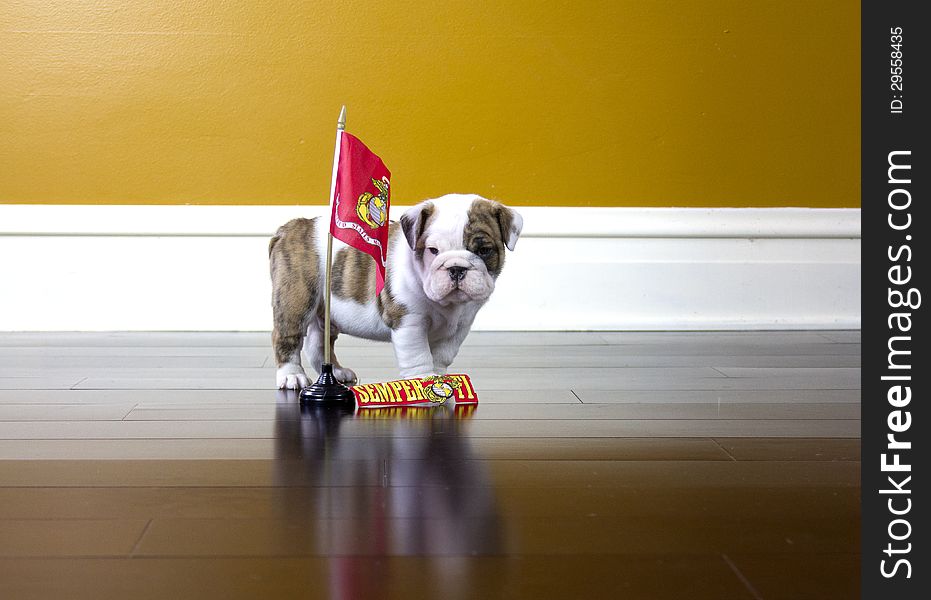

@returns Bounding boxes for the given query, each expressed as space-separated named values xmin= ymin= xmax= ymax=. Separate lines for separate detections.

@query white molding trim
xmin=1 ymin=205 xmax=860 ymax=238
xmin=0 ymin=205 xmax=860 ymax=331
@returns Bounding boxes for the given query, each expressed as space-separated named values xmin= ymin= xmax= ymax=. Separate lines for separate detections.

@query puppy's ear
xmin=399 ymin=201 xmax=435 ymax=250
xmin=496 ymin=204 xmax=523 ymax=251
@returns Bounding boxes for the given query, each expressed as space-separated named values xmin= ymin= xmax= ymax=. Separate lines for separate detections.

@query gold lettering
xmin=408 ymin=379 xmax=427 ymax=400
xmin=398 ymin=379 xmax=414 ymax=401
xmin=355 ymin=385 xmax=370 ymax=404
xmin=373 ymin=382 xmax=392 ymax=402
xmin=365 ymin=384 xmax=378 ymax=402
xmin=456 ymin=375 xmax=475 ymax=399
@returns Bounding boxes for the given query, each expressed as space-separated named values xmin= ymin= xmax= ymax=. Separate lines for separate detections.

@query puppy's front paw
xmin=333 ymin=366 xmax=358 ymax=385
xmin=276 ymin=364 xmax=309 ymax=390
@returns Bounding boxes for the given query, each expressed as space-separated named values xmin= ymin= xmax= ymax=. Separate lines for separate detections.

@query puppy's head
xmin=400 ymin=194 xmax=523 ymax=305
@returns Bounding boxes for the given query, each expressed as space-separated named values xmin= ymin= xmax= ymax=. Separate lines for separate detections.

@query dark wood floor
xmin=0 ymin=331 xmax=860 ymax=599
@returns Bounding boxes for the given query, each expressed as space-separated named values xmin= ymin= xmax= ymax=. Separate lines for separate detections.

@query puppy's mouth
xmin=429 ymin=268 xmax=491 ymax=305
xmin=441 ymin=292 xmax=477 ymax=310
xmin=425 ymin=258 xmax=494 ymax=304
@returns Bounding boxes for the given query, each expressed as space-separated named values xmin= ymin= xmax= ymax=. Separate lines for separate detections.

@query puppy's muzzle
xmin=447 ymin=266 xmax=467 ymax=283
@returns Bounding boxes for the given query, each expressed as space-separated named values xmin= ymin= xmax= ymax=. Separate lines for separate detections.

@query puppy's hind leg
xmin=270 ymin=218 xmax=328 ymax=390
xmin=273 ymin=317 xmax=310 ymax=390
xmin=271 ymin=274 xmax=315 ymax=390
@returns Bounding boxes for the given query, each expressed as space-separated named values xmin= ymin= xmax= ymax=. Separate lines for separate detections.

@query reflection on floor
xmin=0 ymin=331 xmax=860 ymax=599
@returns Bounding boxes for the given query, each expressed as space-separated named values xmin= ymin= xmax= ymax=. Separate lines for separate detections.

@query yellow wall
xmin=1 ymin=1 xmax=859 ymax=207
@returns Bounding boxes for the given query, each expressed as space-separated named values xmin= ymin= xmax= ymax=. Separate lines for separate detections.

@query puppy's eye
xmin=477 ymin=247 xmax=493 ymax=257
xmin=428 ymin=247 xmax=439 ymax=255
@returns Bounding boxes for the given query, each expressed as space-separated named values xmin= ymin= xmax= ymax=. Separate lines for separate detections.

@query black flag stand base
xmin=299 ymin=363 xmax=356 ymax=407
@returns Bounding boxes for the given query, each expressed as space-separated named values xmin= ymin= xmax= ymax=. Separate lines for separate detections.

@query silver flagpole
xmin=324 ymin=106 xmax=346 ymax=366
xmin=301 ymin=105 xmax=355 ymax=406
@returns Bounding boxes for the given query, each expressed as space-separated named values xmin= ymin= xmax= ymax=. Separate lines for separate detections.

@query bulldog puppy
xmin=269 ymin=194 xmax=523 ymax=389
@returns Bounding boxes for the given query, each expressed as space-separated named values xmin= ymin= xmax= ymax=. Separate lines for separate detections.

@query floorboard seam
xmin=722 ymin=553 xmax=765 ymax=600
xmin=129 ymin=518 xmax=153 ymax=558
xmin=121 ymin=403 xmax=139 ymax=422
xmin=710 ymin=438 xmax=738 ymax=462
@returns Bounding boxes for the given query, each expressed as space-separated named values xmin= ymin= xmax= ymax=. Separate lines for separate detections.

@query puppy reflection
xmin=273 ymin=400 xmax=503 ymax=597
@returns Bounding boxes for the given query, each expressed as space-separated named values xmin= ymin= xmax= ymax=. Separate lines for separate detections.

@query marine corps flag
xmin=329 ymin=131 xmax=392 ymax=295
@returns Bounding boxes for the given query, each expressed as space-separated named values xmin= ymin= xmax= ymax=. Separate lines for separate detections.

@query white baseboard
xmin=0 ymin=205 xmax=860 ymax=331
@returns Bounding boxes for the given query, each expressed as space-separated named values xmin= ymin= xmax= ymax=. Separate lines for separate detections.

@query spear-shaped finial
xmin=337 ymin=105 xmax=347 ymax=131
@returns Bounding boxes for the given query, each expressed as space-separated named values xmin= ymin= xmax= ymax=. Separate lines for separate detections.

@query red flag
xmin=329 ymin=132 xmax=392 ymax=295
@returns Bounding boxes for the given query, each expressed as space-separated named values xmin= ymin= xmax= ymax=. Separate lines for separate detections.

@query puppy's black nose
xmin=447 ymin=266 xmax=467 ymax=282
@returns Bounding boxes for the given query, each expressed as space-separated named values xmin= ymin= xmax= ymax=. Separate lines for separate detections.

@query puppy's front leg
xmin=430 ymin=326 xmax=471 ymax=374
xmin=391 ymin=316 xmax=436 ymax=379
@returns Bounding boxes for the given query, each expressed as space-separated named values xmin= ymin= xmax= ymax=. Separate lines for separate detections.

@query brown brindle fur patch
xmin=377 ymin=224 xmax=408 ymax=328
xmin=464 ymin=199 xmax=510 ymax=277
xmin=328 ymin=222 xmax=409 ymax=327
xmin=268 ymin=218 xmax=319 ymax=365
xmin=332 ymin=244 xmax=375 ymax=304
xmin=416 ymin=203 xmax=435 ymax=244
xmin=400 ymin=202 xmax=436 ymax=252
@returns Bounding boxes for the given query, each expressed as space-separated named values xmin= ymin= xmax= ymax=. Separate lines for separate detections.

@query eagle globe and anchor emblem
xmin=420 ymin=375 xmax=464 ymax=404
xmin=356 ymin=176 xmax=390 ymax=228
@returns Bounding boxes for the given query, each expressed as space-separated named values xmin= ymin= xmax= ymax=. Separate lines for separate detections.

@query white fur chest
xmin=426 ymin=301 xmax=482 ymax=343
